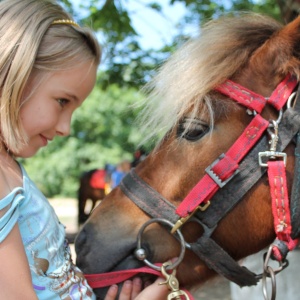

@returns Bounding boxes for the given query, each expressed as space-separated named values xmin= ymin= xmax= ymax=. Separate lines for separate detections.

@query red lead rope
xmin=84 ymin=265 xmax=194 ymax=299
xmin=84 ymin=266 xmax=162 ymax=289
xmin=267 ymin=161 xmax=299 ymax=261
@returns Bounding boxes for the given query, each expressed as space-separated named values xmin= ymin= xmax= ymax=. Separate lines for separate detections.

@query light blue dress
xmin=0 ymin=162 xmax=96 ymax=299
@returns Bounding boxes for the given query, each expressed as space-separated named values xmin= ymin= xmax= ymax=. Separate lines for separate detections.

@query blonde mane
xmin=137 ymin=13 xmax=283 ymax=144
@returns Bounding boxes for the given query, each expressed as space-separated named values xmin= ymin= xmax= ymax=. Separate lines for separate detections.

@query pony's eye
xmin=177 ymin=118 xmax=209 ymax=141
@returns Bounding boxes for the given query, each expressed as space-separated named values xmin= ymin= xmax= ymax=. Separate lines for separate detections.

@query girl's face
xmin=18 ymin=61 xmax=97 ymax=158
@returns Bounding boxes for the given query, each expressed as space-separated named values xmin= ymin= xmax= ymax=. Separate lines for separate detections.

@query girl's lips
xmin=40 ymin=135 xmax=48 ymax=146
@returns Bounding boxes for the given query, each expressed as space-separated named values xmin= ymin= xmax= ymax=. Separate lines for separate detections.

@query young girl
xmin=0 ymin=0 xmax=169 ymax=299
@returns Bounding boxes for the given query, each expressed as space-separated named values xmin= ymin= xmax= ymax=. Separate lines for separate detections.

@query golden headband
xmin=52 ymin=19 xmax=79 ymax=27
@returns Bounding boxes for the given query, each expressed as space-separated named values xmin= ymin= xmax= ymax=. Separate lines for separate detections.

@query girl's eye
xmin=57 ymin=98 xmax=69 ymax=108
xmin=177 ymin=118 xmax=210 ymax=141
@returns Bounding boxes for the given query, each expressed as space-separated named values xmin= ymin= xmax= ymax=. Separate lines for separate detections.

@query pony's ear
xmin=251 ymin=15 xmax=300 ymax=79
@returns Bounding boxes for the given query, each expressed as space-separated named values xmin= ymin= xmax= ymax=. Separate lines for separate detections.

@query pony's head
xmin=75 ymin=13 xmax=300 ymax=299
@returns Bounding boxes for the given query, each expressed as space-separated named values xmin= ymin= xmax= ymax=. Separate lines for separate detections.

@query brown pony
xmin=75 ymin=13 xmax=300 ymax=299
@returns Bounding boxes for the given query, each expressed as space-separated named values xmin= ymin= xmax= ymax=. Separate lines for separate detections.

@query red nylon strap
xmin=215 ymin=80 xmax=266 ymax=113
xmin=268 ymin=74 xmax=298 ymax=110
xmin=84 ymin=266 xmax=162 ymax=288
xmin=267 ymin=161 xmax=299 ymax=260
xmin=215 ymin=74 xmax=297 ymax=113
xmin=84 ymin=266 xmax=194 ymax=299
xmin=176 ymin=114 xmax=269 ymax=217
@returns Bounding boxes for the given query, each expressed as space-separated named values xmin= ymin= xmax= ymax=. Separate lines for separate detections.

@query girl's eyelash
xmin=57 ymin=98 xmax=69 ymax=107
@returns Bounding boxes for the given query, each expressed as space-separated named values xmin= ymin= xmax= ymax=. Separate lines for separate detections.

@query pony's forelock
xmin=137 ymin=12 xmax=283 ymax=145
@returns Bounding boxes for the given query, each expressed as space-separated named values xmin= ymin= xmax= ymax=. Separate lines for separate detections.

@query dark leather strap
xmin=190 ymin=236 xmax=259 ymax=287
xmin=291 ymin=131 xmax=300 ymax=238
xmin=287 ymin=86 xmax=300 ymax=239
xmin=120 ymin=170 xmax=178 ymax=223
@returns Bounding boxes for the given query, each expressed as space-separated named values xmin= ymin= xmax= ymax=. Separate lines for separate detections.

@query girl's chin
xmin=15 ymin=148 xmax=40 ymax=158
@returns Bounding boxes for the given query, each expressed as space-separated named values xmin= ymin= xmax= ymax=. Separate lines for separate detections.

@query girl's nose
xmin=56 ymin=115 xmax=71 ymax=137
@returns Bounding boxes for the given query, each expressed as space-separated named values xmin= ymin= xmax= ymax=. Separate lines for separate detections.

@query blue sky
xmin=125 ymin=0 xmax=189 ymax=49
xmin=70 ymin=0 xmax=192 ymax=50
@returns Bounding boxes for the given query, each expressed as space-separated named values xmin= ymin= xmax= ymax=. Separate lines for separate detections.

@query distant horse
xmin=78 ymin=156 xmax=146 ymax=225
xmin=75 ymin=13 xmax=300 ymax=299
xmin=77 ymin=169 xmax=110 ymax=225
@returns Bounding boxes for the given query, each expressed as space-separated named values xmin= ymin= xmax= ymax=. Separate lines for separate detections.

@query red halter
xmin=175 ymin=74 xmax=299 ymax=260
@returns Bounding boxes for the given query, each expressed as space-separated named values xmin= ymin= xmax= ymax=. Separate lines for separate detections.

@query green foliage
xmin=172 ymin=0 xmax=281 ymax=25
xmin=98 ymin=44 xmax=173 ymax=89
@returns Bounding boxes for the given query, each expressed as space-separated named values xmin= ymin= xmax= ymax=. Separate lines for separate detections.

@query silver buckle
xmin=205 ymin=154 xmax=239 ymax=188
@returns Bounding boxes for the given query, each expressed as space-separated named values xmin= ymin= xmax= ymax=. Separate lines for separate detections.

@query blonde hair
xmin=138 ymin=13 xmax=283 ymax=144
xmin=0 ymin=0 xmax=101 ymax=153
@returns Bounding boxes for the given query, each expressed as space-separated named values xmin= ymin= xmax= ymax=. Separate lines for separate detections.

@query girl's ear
xmin=249 ymin=15 xmax=300 ymax=80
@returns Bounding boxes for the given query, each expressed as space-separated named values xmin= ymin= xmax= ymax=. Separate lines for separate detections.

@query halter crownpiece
xmin=52 ymin=19 xmax=79 ymax=27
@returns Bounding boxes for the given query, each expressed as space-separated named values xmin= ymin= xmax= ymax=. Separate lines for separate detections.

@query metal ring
xmin=263 ymin=245 xmax=285 ymax=275
xmin=262 ymin=266 xmax=276 ymax=300
xmin=135 ymin=218 xmax=186 ymax=271
xmin=287 ymin=91 xmax=297 ymax=109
